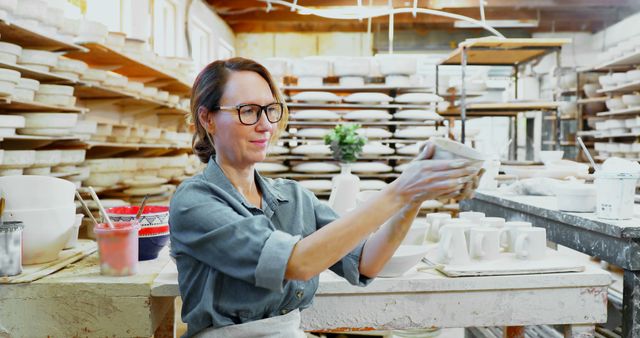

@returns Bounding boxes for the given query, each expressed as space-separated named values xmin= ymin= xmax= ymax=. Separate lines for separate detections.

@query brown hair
xmin=190 ymin=57 xmax=289 ymax=163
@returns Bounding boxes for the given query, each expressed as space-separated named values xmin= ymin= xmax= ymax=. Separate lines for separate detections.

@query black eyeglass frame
xmin=212 ymin=102 xmax=284 ymax=126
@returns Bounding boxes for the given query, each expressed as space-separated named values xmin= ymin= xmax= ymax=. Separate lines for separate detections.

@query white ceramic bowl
xmin=622 ymin=94 xmax=640 ymax=108
xmin=2 ymin=204 xmax=76 ymax=264
xmin=54 ymin=57 xmax=88 ymax=74
xmin=0 ymin=175 xmax=76 ymax=210
xmin=33 ymin=150 xmax=61 ymax=168
xmin=291 ymin=59 xmax=330 ymax=78
xmin=1 ymin=150 xmax=35 ymax=168
xmin=19 ymin=112 xmax=78 ymax=129
xmin=627 ymin=70 xmax=640 ymax=82
xmin=583 ymin=83 xmax=603 ymax=98
xmin=598 ymin=74 xmax=615 ymax=88
xmin=430 ymin=137 xmax=485 ymax=162
xmin=555 ymin=183 xmax=596 ymax=212
xmin=539 ymin=150 xmax=564 ymax=165
xmin=378 ymin=245 xmax=429 ymax=277
xmin=612 ymin=73 xmax=628 ymax=86
xmin=375 ymin=55 xmax=418 ymax=76
xmin=333 ymin=57 xmax=371 ymax=77
xmin=401 ymin=221 xmax=429 ymax=245
xmin=18 ymin=49 xmax=57 ymax=68
xmin=38 ymin=84 xmax=74 ymax=96
xmin=606 ymin=97 xmax=626 ymax=111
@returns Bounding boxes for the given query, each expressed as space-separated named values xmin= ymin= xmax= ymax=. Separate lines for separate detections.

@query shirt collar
xmin=203 ymin=157 xmax=288 ymax=209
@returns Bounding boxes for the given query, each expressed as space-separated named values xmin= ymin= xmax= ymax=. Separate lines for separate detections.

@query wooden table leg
xmin=503 ymin=326 xmax=525 ymax=338
xmin=623 ymin=270 xmax=640 ymax=337
xmin=153 ymin=297 xmax=175 ymax=338
xmin=564 ymin=324 xmax=595 ymax=337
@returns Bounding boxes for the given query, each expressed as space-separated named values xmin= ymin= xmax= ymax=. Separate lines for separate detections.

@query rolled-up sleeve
xmin=310 ymin=194 xmax=374 ymax=287
xmin=170 ymin=181 xmax=300 ymax=292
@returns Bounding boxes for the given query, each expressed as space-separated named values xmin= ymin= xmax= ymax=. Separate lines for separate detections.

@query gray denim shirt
xmin=169 ymin=158 xmax=373 ymax=337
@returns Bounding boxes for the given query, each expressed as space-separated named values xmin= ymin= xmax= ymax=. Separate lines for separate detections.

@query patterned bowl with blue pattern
xmin=106 ymin=206 xmax=169 ymax=261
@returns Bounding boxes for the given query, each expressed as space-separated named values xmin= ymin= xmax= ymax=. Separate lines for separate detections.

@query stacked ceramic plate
xmin=13 ymin=78 xmax=40 ymax=102
xmin=91 ymin=123 xmax=112 ymax=142
xmin=34 ymin=84 xmax=76 ymax=107
xmin=0 ymin=42 xmax=22 ymax=65
xmin=291 ymin=91 xmax=341 ymax=103
xmin=0 ymin=115 xmax=25 ymax=136
xmin=157 ymin=154 xmax=189 ymax=180
xmin=52 ymin=57 xmax=88 ymax=81
xmin=394 ymin=109 xmax=443 ymax=121
xmin=255 ymin=162 xmax=289 ymax=173
xmin=0 ymin=68 xmax=20 ymax=97
xmin=292 ymin=162 xmax=340 ymax=173
xmin=15 ymin=112 xmax=78 ymax=136
xmin=81 ymin=68 xmax=108 ymax=85
xmin=72 ymin=119 xmax=98 ymax=140
xmin=83 ymin=158 xmax=124 ymax=187
xmin=17 ymin=49 xmax=58 ymax=73
xmin=290 ymin=110 xmax=340 ymax=121
xmin=394 ymin=126 xmax=446 ymax=139
xmin=0 ymin=150 xmax=35 ymax=176
xmin=343 ymin=110 xmax=392 ymax=121
xmin=23 ymin=150 xmax=62 ymax=175
xmin=122 ymin=175 xmax=170 ymax=198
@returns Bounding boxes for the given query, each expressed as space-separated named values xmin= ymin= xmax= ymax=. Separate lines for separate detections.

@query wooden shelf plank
xmin=286 ymin=120 xmax=441 ymax=126
xmin=594 ymin=50 xmax=640 ymax=70
xmin=0 ymin=97 xmax=87 ymax=113
xmin=64 ymin=43 xmax=191 ymax=95
xmin=282 ymin=85 xmax=434 ymax=92
xmin=577 ymin=97 xmax=607 ymax=104
xmin=83 ymin=141 xmax=190 ymax=150
xmin=597 ymin=79 xmax=640 ymax=94
xmin=0 ymin=19 xmax=86 ymax=52
xmin=597 ymin=106 xmax=640 ymax=117
xmin=466 ymin=101 xmax=560 ymax=110
xmin=440 ymin=38 xmax=570 ymax=66
xmin=286 ymin=102 xmax=433 ymax=109
xmin=74 ymin=83 xmax=189 ymax=115
xmin=0 ymin=61 xmax=76 ymax=83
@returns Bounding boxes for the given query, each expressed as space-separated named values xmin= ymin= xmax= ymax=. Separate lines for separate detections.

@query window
xmin=190 ymin=17 xmax=211 ymax=73
xmin=153 ymin=0 xmax=179 ymax=56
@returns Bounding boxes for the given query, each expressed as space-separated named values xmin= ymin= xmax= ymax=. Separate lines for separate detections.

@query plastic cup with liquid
xmin=94 ymin=221 xmax=140 ymax=276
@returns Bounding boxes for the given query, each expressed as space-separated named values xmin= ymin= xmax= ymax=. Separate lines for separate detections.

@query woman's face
xmin=212 ymin=70 xmax=277 ymax=167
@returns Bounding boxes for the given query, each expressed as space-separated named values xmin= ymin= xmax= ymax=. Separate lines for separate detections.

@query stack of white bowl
xmin=80 ymin=68 xmax=108 ymax=85
xmin=72 ymin=119 xmax=98 ymax=140
xmin=291 ymin=58 xmax=330 ymax=87
xmin=13 ymin=0 xmax=46 ymax=32
xmin=83 ymin=158 xmax=124 ymax=187
xmin=13 ymin=78 xmax=39 ymax=102
xmin=108 ymin=125 xmax=130 ymax=143
xmin=34 ymin=84 xmax=76 ymax=107
xmin=0 ymin=150 xmax=34 ymax=176
xmin=17 ymin=49 xmax=57 ymax=73
xmin=375 ymin=55 xmax=418 ymax=86
xmin=90 ymin=123 xmax=112 ymax=142
xmin=0 ymin=114 xmax=24 ymax=136
xmin=24 ymin=150 xmax=61 ymax=175
xmin=333 ymin=57 xmax=371 ymax=87
xmin=0 ymin=41 xmax=22 ymax=65
xmin=0 ymin=68 xmax=20 ymax=97
xmin=105 ymin=32 xmax=126 ymax=51
xmin=103 ymin=71 xmax=128 ymax=89
xmin=595 ymin=142 xmax=640 ymax=159
xmin=0 ymin=175 xmax=76 ymax=264
xmin=15 ymin=112 xmax=78 ymax=136
xmin=52 ymin=57 xmax=88 ymax=81
xmin=76 ymin=20 xmax=108 ymax=44
xmin=594 ymin=118 xmax=628 ymax=136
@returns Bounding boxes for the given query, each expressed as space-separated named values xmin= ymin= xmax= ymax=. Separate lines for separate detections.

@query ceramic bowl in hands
xmin=430 ymin=137 xmax=485 ymax=164
xmin=378 ymin=245 xmax=429 ymax=277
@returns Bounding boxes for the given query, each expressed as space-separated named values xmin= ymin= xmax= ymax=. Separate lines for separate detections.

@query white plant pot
xmin=328 ymin=163 xmax=360 ymax=216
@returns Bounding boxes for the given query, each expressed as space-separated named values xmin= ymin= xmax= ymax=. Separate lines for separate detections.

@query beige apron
xmin=194 ymin=309 xmax=307 ymax=338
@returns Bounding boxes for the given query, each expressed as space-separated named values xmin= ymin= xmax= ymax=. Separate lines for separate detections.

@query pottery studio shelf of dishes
xmin=0 ymin=3 xmax=197 ymax=206
xmin=257 ymin=57 xmax=450 ymax=200
xmin=575 ymin=36 xmax=640 ymax=162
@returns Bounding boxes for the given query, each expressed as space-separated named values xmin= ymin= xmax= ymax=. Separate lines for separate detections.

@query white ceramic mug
xmin=500 ymin=221 xmax=532 ymax=252
xmin=436 ymin=224 xmax=470 ymax=265
xmin=481 ymin=217 xmax=506 ymax=229
xmin=514 ymin=227 xmax=547 ymax=260
xmin=459 ymin=211 xmax=485 ymax=224
xmin=469 ymin=227 xmax=501 ymax=261
xmin=425 ymin=213 xmax=452 ymax=242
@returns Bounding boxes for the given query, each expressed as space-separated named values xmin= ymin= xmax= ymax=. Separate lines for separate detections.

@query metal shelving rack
xmin=437 ymin=38 xmax=570 ymax=159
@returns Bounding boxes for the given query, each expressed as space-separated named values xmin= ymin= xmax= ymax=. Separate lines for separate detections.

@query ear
xmin=197 ymin=106 xmax=215 ymax=134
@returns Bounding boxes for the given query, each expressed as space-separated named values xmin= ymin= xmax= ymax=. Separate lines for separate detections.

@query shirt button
xmin=296 ymin=291 xmax=304 ymax=299
xmin=281 ymin=309 xmax=288 ymax=315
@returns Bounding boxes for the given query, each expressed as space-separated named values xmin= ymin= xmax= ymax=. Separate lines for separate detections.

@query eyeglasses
xmin=213 ymin=103 xmax=284 ymax=126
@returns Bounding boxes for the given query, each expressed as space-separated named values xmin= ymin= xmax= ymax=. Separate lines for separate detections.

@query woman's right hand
xmin=388 ymin=143 xmax=480 ymax=204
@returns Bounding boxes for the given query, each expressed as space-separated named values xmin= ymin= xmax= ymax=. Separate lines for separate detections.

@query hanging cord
xmin=367 ymin=0 xmax=373 ymax=52
xmin=291 ymin=0 xmax=297 ymax=11
xmin=260 ymin=0 xmax=505 ymax=38
xmin=479 ymin=0 xmax=485 ymax=23
xmin=412 ymin=0 xmax=418 ymax=18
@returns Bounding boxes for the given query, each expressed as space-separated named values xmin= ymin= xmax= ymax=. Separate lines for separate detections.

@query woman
xmin=169 ymin=57 xmax=481 ymax=337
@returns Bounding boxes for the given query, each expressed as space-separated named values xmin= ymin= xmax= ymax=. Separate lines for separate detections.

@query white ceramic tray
xmin=423 ymin=246 xmax=585 ymax=277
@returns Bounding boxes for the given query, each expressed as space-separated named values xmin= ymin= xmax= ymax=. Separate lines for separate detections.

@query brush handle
xmin=88 ymin=187 xmax=115 ymax=229
xmin=75 ymin=191 xmax=99 ymax=227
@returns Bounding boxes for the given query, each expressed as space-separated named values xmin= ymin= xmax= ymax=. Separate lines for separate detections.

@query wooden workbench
xmin=463 ymin=191 xmax=640 ymax=337
xmin=0 ymin=244 xmax=610 ymax=337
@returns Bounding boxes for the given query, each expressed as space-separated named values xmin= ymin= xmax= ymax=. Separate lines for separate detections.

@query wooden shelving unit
xmin=0 ymin=61 xmax=76 ymax=84
xmin=65 ymin=43 xmax=191 ymax=95
xmin=0 ymin=19 xmax=86 ymax=52
xmin=0 ymin=96 xmax=87 ymax=113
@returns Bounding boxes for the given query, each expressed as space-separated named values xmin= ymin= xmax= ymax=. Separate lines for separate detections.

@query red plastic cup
xmin=94 ymin=221 xmax=140 ymax=276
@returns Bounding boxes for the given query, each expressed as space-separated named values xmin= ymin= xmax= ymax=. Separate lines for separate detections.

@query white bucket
xmin=595 ymin=172 xmax=639 ymax=220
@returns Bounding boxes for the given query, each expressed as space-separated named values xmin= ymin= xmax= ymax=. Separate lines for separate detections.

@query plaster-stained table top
xmin=153 ymin=258 xmax=611 ymax=334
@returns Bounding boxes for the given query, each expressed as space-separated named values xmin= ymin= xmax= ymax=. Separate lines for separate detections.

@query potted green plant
xmin=324 ymin=124 xmax=367 ymax=215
